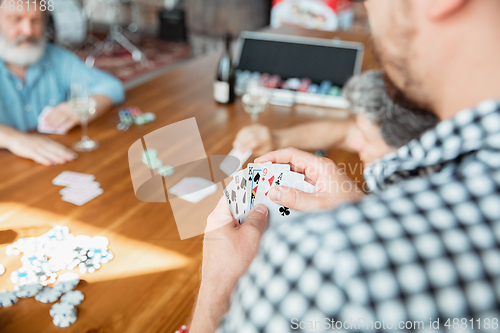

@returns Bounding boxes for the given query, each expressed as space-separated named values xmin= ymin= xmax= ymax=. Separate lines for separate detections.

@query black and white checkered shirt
xmin=217 ymin=99 xmax=500 ymax=332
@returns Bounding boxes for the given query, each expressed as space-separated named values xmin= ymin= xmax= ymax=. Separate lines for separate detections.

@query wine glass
xmin=69 ymin=83 xmax=99 ymax=152
xmin=241 ymin=81 xmax=268 ymax=122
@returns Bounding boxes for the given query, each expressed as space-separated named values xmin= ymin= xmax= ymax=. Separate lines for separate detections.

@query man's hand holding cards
xmin=224 ymin=162 xmax=314 ymax=224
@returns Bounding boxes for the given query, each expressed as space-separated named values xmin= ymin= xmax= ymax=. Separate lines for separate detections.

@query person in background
xmin=192 ymin=0 xmax=500 ymax=331
xmin=233 ymin=70 xmax=438 ymax=166
xmin=0 ymin=2 xmax=124 ymax=166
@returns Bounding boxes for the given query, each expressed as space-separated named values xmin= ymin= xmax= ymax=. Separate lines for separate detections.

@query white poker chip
xmin=91 ymin=236 xmax=109 ymax=248
xmin=11 ymin=267 xmax=37 ymax=285
xmin=6 ymin=244 xmax=21 ymax=256
xmin=60 ymin=290 xmax=84 ymax=306
xmin=14 ymin=282 xmax=43 ymax=298
xmin=0 ymin=290 xmax=18 ymax=307
xmin=50 ymin=302 xmax=77 ymax=318
xmin=53 ymin=313 xmax=77 ymax=327
xmin=21 ymin=252 xmax=48 ymax=268
xmin=79 ymin=258 xmax=101 ymax=274
xmin=54 ymin=273 xmax=80 ymax=292
xmin=0 ymin=264 xmax=4 ymax=276
xmin=35 ymin=287 xmax=62 ymax=303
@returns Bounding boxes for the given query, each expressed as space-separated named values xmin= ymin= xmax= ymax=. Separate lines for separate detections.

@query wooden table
xmin=0 ymin=26 xmax=378 ymax=332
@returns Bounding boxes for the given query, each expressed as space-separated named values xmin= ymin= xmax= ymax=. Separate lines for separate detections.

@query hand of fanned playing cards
xmin=224 ymin=162 xmax=314 ymax=224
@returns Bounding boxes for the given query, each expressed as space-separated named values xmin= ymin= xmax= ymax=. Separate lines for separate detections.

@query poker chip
xmin=53 ymin=313 xmax=77 ymax=327
xmin=92 ymin=236 xmax=109 ymax=248
xmin=11 ymin=267 xmax=37 ymax=285
xmin=117 ymin=122 xmax=131 ymax=131
xmin=60 ymin=290 xmax=84 ymax=306
xmin=35 ymin=287 xmax=63 ymax=303
xmin=175 ymin=325 xmax=188 ymax=333
xmin=50 ymin=302 xmax=77 ymax=318
xmin=134 ymin=113 xmax=156 ymax=125
xmin=6 ymin=244 xmax=21 ymax=256
xmin=158 ymin=165 xmax=175 ymax=177
xmin=21 ymin=252 xmax=48 ymax=268
xmin=14 ymin=282 xmax=43 ymax=298
xmin=99 ymin=250 xmax=114 ymax=264
xmin=3 ymin=227 xmax=111 ymax=324
xmin=141 ymin=149 xmax=158 ymax=163
xmin=54 ymin=273 xmax=80 ymax=293
xmin=79 ymin=258 xmax=101 ymax=274
xmin=0 ymin=290 xmax=18 ymax=307
xmin=141 ymin=156 xmax=163 ymax=169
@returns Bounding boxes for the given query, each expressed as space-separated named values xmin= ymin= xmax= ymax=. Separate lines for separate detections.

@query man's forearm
xmin=189 ymin=281 xmax=233 ymax=333
xmin=0 ymin=124 xmax=21 ymax=150
xmin=273 ymin=119 xmax=356 ymax=152
xmin=89 ymin=95 xmax=114 ymax=122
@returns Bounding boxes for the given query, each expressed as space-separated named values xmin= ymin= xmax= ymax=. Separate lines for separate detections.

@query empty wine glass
xmin=69 ymin=83 xmax=98 ymax=152
xmin=242 ymin=81 xmax=268 ymax=122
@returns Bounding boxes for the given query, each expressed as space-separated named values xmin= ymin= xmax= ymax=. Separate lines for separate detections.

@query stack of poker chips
xmin=117 ymin=106 xmax=156 ymax=131
xmin=0 ymin=226 xmax=113 ymax=327
xmin=141 ymin=149 xmax=175 ymax=177
xmin=235 ymin=70 xmax=344 ymax=97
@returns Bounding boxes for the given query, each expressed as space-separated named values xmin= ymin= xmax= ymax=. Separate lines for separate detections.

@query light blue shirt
xmin=0 ymin=43 xmax=125 ymax=132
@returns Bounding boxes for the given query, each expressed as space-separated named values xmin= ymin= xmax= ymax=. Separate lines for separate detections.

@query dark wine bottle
xmin=214 ymin=32 xmax=236 ymax=104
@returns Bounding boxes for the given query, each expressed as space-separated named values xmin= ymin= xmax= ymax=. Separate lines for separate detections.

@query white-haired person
xmin=0 ymin=2 xmax=124 ymax=165
xmin=233 ymin=69 xmax=438 ymax=166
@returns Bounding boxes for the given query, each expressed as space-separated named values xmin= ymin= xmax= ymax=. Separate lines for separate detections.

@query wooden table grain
xmin=0 ymin=26 xmax=378 ymax=333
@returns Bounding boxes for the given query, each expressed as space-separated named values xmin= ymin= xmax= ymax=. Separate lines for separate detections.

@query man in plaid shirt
xmin=190 ymin=0 xmax=500 ymax=332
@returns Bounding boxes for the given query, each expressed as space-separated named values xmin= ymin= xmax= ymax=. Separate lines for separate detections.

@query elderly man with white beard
xmin=0 ymin=3 xmax=124 ymax=165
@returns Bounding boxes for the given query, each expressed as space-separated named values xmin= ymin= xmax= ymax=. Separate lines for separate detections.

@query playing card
xmin=52 ymin=171 xmax=95 ymax=187
xmin=37 ymin=107 xmax=68 ymax=135
xmin=246 ymin=162 xmax=272 ymax=210
xmin=62 ymin=188 xmax=104 ymax=206
xmin=220 ymin=148 xmax=252 ymax=177
xmin=254 ymin=164 xmax=291 ymax=199
xmin=59 ymin=182 xmax=101 ymax=195
xmin=254 ymin=171 xmax=308 ymax=222
xmin=224 ymin=169 xmax=249 ymax=223
xmin=179 ymin=184 xmax=218 ymax=203
xmin=59 ymin=182 xmax=101 ymax=196
xmin=169 ymin=177 xmax=216 ymax=198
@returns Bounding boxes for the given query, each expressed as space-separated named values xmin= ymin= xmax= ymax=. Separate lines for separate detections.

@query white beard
xmin=0 ymin=32 xmax=47 ymax=67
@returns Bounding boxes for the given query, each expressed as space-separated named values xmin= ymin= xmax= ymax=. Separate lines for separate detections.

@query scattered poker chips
xmin=54 ymin=273 xmax=80 ymax=293
xmin=117 ymin=106 xmax=156 ymax=131
xmin=14 ymin=283 xmax=43 ymax=298
xmin=0 ymin=263 xmax=5 ymax=276
xmin=52 ymin=312 xmax=78 ymax=327
xmin=50 ymin=302 xmax=77 ymax=318
xmin=158 ymin=165 xmax=175 ymax=176
xmin=141 ymin=149 xmax=175 ymax=177
xmin=50 ymin=293 xmax=82 ymax=327
xmin=35 ymin=287 xmax=63 ymax=303
xmin=2 ymin=226 xmax=112 ymax=327
xmin=0 ymin=291 xmax=18 ymax=307
xmin=10 ymin=267 xmax=37 ymax=285
xmin=60 ymin=290 xmax=84 ymax=306
xmin=175 ymin=325 xmax=189 ymax=333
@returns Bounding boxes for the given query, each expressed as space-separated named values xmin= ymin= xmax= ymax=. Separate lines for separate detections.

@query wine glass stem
xmin=251 ymin=113 xmax=258 ymax=123
xmin=81 ymin=116 xmax=89 ymax=142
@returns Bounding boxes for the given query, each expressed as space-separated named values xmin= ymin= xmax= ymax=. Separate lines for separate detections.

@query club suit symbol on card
xmin=128 ymin=118 xmax=241 ymax=239
xmin=279 ymin=207 xmax=290 ymax=217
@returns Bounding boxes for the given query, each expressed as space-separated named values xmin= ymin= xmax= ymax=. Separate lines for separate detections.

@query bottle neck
xmin=224 ymin=34 xmax=232 ymax=53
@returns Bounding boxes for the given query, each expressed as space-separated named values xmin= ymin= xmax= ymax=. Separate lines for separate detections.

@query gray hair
xmin=343 ymin=70 xmax=439 ymax=148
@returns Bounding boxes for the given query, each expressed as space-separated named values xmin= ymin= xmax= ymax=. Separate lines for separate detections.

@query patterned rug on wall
xmin=76 ymin=35 xmax=192 ymax=84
